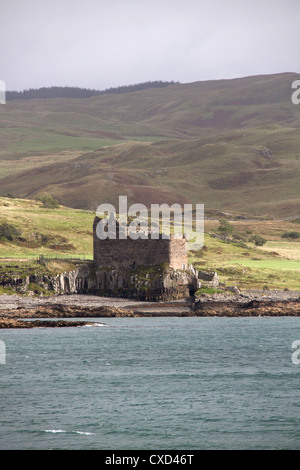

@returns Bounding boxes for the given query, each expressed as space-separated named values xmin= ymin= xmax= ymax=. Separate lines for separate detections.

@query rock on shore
xmin=0 ymin=318 xmax=95 ymax=328
xmin=192 ymin=299 xmax=300 ymax=317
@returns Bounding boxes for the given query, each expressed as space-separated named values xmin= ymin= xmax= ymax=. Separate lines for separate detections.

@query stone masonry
xmin=93 ymin=216 xmax=188 ymax=271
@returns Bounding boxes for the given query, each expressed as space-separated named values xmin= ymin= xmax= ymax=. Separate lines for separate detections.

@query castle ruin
xmin=89 ymin=216 xmax=198 ymax=300
xmin=93 ymin=216 xmax=188 ymax=270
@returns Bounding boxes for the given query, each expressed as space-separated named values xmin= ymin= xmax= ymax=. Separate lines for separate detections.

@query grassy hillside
xmin=0 ymin=197 xmax=94 ymax=258
xmin=0 ymin=72 xmax=299 ymax=217
xmin=1 ymin=129 xmax=299 ymax=216
xmin=194 ymin=218 xmax=300 ymax=290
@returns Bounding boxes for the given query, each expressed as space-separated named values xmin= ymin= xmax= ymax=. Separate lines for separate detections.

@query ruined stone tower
xmin=93 ymin=216 xmax=188 ymax=270
xmin=82 ymin=216 xmax=199 ymax=300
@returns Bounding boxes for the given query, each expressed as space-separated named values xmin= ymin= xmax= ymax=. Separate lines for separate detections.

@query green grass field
xmin=0 ymin=197 xmax=94 ymax=258
xmin=189 ymin=217 xmax=300 ymax=290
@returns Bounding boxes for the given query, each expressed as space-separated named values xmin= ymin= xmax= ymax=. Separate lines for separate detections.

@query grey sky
xmin=1 ymin=0 xmax=300 ymax=91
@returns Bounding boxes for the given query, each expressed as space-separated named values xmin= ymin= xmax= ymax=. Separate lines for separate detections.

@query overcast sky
xmin=1 ymin=0 xmax=300 ymax=91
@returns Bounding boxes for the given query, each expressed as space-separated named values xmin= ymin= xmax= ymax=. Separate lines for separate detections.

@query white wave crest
xmin=44 ymin=429 xmax=94 ymax=435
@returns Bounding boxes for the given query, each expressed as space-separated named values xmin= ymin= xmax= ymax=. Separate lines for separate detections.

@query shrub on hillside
xmin=249 ymin=234 xmax=267 ymax=246
xmin=217 ymin=218 xmax=233 ymax=236
xmin=36 ymin=195 xmax=60 ymax=209
xmin=282 ymin=231 xmax=300 ymax=239
xmin=0 ymin=222 xmax=21 ymax=241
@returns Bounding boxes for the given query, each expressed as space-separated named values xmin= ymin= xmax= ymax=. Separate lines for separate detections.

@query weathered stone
xmin=90 ymin=215 xmax=201 ymax=299
xmin=197 ymin=270 xmax=219 ymax=287
xmin=93 ymin=217 xmax=188 ymax=271
xmin=76 ymin=264 xmax=199 ymax=301
xmin=0 ymin=318 xmax=94 ymax=328
xmin=226 ymin=286 xmax=240 ymax=294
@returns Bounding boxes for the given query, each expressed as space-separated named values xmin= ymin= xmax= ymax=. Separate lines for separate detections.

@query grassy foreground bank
xmin=0 ymin=197 xmax=299 ymax=293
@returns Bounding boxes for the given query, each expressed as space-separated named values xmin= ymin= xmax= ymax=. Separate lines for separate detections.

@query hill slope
xmin=0 ymin=72 xmax=299 ymax=217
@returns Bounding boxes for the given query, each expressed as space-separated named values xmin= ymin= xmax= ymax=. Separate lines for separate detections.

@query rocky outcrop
xmin=0 ymin=318 xmax=94 ymax=328
xmin=1 ymin=294 xmax=300 ymax=324
xmin=0 ymin=269 xmax=81 ymax=295
xmin=0 ymin=304 xmax=136 ymax=318
xmin=0 ymin=262 xmax=200 ymax=301
xmin=77 ymin=264 xmax=200 ymax=301
xmin=1 ymin=290 xmax=300 ymax=328
xmin=192 ymin=290 xmax=300 ymax=316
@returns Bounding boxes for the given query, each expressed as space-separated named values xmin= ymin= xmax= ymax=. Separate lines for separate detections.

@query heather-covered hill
xmin=0 ymin=72 xmax=299 ymax=217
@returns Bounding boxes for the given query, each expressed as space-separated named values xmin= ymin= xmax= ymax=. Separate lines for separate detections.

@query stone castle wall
xmin=93 ymin=217 xmax=187 ymax=270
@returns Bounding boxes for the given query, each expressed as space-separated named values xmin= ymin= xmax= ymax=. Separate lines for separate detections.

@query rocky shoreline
xmin=0 ymin=318 xmax=96 ymax=328
xmin=0 ymin=289 xmax=299 ymax=327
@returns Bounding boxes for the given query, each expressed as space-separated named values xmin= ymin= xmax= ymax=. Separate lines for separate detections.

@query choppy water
xmin=0 ymin=316 xmax=299 ymax=450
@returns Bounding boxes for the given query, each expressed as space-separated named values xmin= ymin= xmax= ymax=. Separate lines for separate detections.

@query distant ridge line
xmin=6 ymin=80 xmax=178 ymax=100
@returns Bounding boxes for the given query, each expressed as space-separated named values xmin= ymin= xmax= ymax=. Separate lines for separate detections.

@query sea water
xmin=0 ymin=316 xmax=299 ymax=450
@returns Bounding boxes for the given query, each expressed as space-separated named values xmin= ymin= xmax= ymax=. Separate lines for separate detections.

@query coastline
xmin=0 ymin=290 xmax=299 ymax=327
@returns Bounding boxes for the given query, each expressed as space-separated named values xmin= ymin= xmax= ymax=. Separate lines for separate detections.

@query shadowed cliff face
xmin=77 ymin=265 xmax=199 ymax=301
xmin=0 ymin=262 xmax=200 ymax=301
xmin=0 ymin=268 xmax=81 ymax=296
